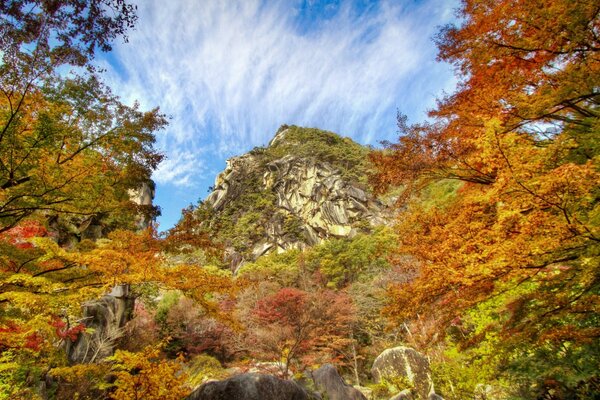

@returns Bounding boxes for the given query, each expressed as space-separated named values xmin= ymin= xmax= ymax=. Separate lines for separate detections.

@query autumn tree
xmin=372 ymin=0 xmax=599 ymax=396
xmin=108 ymin=344 xmax=190 ymax=400
xmin=246 ymin=287 xmax=356 ymax=378
xmin=0 ymin=3 xmax=230 ymax=398
xmin=0 ymin=225 xmax=237 ymax=398
xmin=1 ymin=1 xmax=163 ymax=233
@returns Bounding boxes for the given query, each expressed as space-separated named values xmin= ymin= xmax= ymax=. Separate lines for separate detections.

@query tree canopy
xmin=372 ymin=0 xmax=599 ymax=397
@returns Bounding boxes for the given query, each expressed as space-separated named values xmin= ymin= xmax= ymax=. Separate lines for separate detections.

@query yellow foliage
xmin=108 ymin=344 xmax=190 ymax=400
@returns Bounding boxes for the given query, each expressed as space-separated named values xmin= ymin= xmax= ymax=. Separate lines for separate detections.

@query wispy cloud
xmin=99 ymin=0 xmax=457 ymax=191
xmin=152 ymin=149 xmax=205 ymax=188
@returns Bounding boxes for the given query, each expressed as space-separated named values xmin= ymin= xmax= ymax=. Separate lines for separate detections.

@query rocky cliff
xmin=199 ymin=126 xmax=387 ymax=270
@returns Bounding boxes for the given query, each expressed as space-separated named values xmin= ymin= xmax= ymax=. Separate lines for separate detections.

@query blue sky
xmin=97 ymin=0 xmax=459 ymax=230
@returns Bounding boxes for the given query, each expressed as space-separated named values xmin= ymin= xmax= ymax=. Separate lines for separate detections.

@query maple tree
xmin=245 ymin=287 xmax=356 ymax=378
xmin=371 ymin=0 xmax=599 ymax=396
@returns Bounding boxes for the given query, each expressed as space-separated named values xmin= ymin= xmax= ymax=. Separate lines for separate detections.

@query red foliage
xmin=247 ymin=288 xmax=357 ymax=377
xmin=0 ymin=321 xmax=43 ymax=351
xmin=253 ymin=287 xmax=307 ymax=325
xmin=24 ymin=332 xmax=43 ymax=351
xmin=0 ymin=220 xmax=48 ymax=249
xmin=51 ymin=317 xmax=86 ymax=342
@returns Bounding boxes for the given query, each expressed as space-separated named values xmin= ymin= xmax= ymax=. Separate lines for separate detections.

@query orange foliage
xmin=373 ymin=0 xmax=599 ymax=347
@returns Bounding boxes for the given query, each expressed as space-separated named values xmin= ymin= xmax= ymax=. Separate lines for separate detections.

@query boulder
xmin=371 ymin=347 xmax=432 ymax=400
xmin=355 ymin=386 xmax=373 ymax=399
xmin=187 ymin=373 xmax=312 ymax=400
xmin=428 ymin=392 xmax=444 ymax=400
xmin=390 ymin=389 xmax=414 ymax=400
xmin=312 ymin=364 xmax=367 ymax=400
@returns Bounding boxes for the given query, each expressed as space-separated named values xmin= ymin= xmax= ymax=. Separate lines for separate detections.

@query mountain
xmin=197 ymin=125 xmax=388 ymax=270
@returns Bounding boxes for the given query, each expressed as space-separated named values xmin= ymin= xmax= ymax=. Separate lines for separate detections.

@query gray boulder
xmin=187 ymin=373 xmax=312 ymax=400
xmin=371 ymin=347 xmax=432 ymax=400
xmin=312 ymin=364 xmax=367 ymax=400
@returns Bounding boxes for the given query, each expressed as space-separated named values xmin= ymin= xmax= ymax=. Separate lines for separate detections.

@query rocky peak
xmin=200 ymin=126 xmax=388 ymax=269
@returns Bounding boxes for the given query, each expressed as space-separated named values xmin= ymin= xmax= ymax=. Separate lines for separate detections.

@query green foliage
xmin=185 ymin=354 xmax=228 ymax=387
xmin=307 ymin=227 xmax=397 ymax=288
xmin=0 ymin=350 xmax=43 ymax=400
xmin=264 ymin=126 xmax=372 ymax=184
xmin=238 ymin=249 xmax=302 ymax=286
xmin=239 ymin=227 xmax=397 ymax=288
xmin=155 ymin=292 xmax=182 ymax=328
xmin=368 ymin=376 xmax=413 ymax=399
xmin=418 ymin=179 xmax=462 ymax=210
xmin=433 ymin=278 xmax=600 ymax=399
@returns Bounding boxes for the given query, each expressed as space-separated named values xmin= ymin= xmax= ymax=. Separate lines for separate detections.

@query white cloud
xmin=151 ymin=150 xmax=205 ymax=188
xmin=100 ymin=0 xmax=457 ymax=188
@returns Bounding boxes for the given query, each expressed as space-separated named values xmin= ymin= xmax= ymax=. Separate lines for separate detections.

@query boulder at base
xmin=187 ymin=373 xmax=312 ymax=400
xmin=312 ymin=364 xmax=367 ymax=400
xmin=371 ymin=347 xmax=432 ymax=400
xmin=390 ymin=389 xmax=413 ymax=400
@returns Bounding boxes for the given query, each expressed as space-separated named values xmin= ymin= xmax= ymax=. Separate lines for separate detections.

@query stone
xmin=428 ymin=392 xmax=444 ymax=400
xmin=127 ymin=180 xmax=156 ymax=229
xmin=390 ymin=389 xmax=414 ymax=400
xmin=312 ymin=364 xmax=367 ymax=400
xmin=371 ymin=347 xmax=433 ymax=400
xmin=66 ymin=288 xmax=134 ymax=363
xmin=201 ymin=128 xmax=389 ymax=262
xmin=355 ymin=386 xmax=373 ymax=399
xmin=187 ymin=373 xmax=313 ymax=400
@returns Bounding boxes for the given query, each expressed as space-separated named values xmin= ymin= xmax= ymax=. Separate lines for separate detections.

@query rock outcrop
xmin=128 ymin=180 xmax=156 ymax=230
xmin=202 ymin=126 xmax=387 ymax=268
xmin=312 ymin=364 xmax=367 ymax=400
xmin=372 ymin=347 xmax=437 ymax=400
xmin=66 ymin=285 xmax=134 ymax=363
xmin=59 ymin=181 xmax=155 ymax=363
xmin=187 ymin=373 xmax=313 ymax=400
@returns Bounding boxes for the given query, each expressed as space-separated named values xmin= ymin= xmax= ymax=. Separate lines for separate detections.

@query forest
xmin=0 ymin=0 xmax=598 ymax=399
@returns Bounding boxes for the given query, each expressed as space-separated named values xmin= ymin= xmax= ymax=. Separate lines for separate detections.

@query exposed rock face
xmin=263 ymin=155 xmax=384 ymax=238
xmin=128 ymin=180 xmax=156 ymax=229
xmin=312 ymin=364 xmax=367 ymax=400
xmin=187 ymin=373 xmax=312 ymax=400
xmin=48 ymin=180 xmax=156 ymax=246
xmin=203 ymin=127 xmax=387 ymax=268
xmin=371 ymin=347 xmax=433 ymax=400
xmin=66 ymin=285 xmax=134 ymax=363
xmin=56 ymin=182 xmax=154 ymax=363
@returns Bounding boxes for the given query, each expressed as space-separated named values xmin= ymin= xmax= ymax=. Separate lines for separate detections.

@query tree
xmin=1 ymin=1 xmax=162 ymax=233
xmin=372 ymin=0 xmax=599 ymax=396
xmin=108 ymin=344 xmax=190 ymax=400
xmin=0 ymin=225 xmax=237 ymax=398
xmin=0 ymin=71 xmax=165 ymax=234
xmin=1 ymin=0 xmax=137 ymax=82
xmin=246 ymin=287 xmax=356 ymax=378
